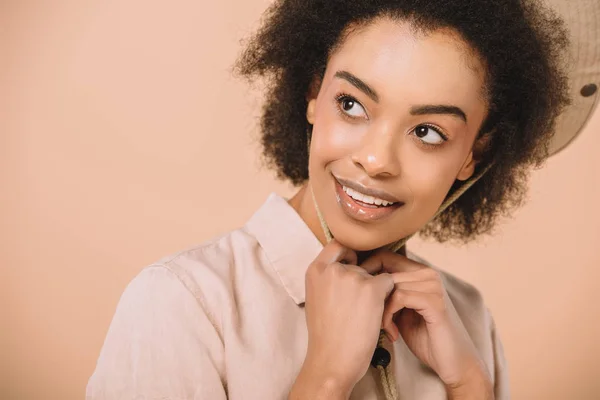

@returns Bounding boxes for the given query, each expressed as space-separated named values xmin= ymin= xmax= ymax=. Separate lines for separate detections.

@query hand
xmin=300 ymin=239 xmax=395 ymax=394
xmin=361 ymin=250 xmax=492 ymax=391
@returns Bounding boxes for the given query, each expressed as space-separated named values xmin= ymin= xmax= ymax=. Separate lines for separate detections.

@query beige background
xmin=1 ymin=1 xmax=599 ymax=399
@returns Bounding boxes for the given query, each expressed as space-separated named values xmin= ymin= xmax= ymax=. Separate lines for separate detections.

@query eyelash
xmin=333 ymin=92 xmax=449 ymax=149
xmin=414 ymin=124 xmax=449 ymax=150
xmin=334 ymin=93 xmax=366 ymax=121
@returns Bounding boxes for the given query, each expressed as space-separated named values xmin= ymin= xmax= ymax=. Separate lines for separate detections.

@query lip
xmin=334 ymin=176 xmax=401 ymax=204
xmin=334 ymin=178 xmax=404 ymax=222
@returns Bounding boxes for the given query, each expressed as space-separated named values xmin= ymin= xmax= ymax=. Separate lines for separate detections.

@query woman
xmin=87 ymin=0 xmax=574 ymax=399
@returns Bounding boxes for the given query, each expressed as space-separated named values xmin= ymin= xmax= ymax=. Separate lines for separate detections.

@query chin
xmin=328 ymin=225 xmax=390 ymax=252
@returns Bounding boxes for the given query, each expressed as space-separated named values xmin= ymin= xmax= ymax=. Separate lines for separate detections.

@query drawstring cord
xmin=309 ymin=160 xmax=494 ymax=400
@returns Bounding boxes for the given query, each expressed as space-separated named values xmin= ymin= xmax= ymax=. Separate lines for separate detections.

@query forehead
xmin=326 ymin=18 xmax=487 ymax=106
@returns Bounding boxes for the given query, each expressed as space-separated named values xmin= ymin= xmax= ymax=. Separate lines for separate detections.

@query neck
xmin=287 ymin=183 xmax=408 ymax=260
xmin=288 ymin=183 xmax=328 ymax=245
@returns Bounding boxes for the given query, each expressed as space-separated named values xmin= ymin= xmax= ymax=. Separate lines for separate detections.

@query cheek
xmin=400 ymin=150 xmax=460 ymax=208
xmin=310 ymin=107 xmax=364 ymax=167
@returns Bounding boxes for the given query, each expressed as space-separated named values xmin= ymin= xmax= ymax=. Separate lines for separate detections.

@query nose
xmin=351 ymin=124 xmax=401 ymax=178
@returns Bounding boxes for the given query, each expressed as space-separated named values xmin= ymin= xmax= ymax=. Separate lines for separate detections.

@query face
xmin=306 ymin=18 xmax=488 ymax=251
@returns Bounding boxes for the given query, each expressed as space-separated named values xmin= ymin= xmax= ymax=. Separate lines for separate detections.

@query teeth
xmin=353 ymin=189 xmax=364 ymax=202
xmin=342 ymin=185 xmax=394 ymax=206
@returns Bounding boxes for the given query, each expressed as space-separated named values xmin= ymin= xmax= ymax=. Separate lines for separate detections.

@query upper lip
xmin=334 ymin=176 xmax=402 ymax=204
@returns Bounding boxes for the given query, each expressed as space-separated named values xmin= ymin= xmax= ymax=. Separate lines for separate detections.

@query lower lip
xmin=334 ymin=179 xmax=403 ymax=222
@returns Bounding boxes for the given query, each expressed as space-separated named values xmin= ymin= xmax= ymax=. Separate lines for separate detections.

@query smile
xmin=341 ymin=185 xmax=396 ymax=207
xmin=333 ymin=177 xmax=404 ymax=222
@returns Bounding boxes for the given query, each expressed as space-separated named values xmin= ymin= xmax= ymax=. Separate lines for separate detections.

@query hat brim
xmin=545 ymin=0 xmax=600 ymax=155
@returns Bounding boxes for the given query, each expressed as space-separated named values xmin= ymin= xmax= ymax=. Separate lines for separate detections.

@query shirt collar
xmin=244 ymin=192 xmax=424 ymax=305
xmin=244 ymin=192 xmax=324 ymax=305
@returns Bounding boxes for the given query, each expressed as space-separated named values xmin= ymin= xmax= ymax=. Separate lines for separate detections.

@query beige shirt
xmin=86 ymin=193 xmax=509 ymax=400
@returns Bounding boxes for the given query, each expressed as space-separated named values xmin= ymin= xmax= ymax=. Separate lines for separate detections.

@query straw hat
xmin=545 ymin=0 xmax=600 ymax=155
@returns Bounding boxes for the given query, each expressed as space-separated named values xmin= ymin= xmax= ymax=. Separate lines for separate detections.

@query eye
xmin=413 ymin=124 xmax=448 ymax=145
xmin=336 ymin=94 xmax=367 ymax=118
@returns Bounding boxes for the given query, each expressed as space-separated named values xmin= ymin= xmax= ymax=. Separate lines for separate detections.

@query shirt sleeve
xmin=86 ymin=265 xmax=227 ymax=400
xmin=489 ymin=311 xmax=510 ymax=400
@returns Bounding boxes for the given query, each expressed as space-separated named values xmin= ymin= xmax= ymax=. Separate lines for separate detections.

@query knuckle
xmin=427 ymin=269 xmax=443 ymax=283
xmin=332 ymin=240 xmax=344 ymax=252
xmin=328 ymin=262 xmax=344 ymax=277
xmin=381 ymin=317 xmax=393 ymax=330
xmin=392 ymin=289 xmax=404 ymax=301
xmin=364 ymin=280 xmax=382 ymax=299
xmin=367 ymin=279 xmax=381 ymax=292
xmin=305 ymin=262 xmax=319 ymax=279
xmin=435 ymin=295 xmax=447 ymax=311
xmin=429 ymin=281 xmax=443 ymax=294
xmin=348 ymin=270 xmax=364 ymax=284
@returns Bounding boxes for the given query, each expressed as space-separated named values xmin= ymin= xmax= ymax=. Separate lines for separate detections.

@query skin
xmin=288 ymin=18 xmax=494 ymax=399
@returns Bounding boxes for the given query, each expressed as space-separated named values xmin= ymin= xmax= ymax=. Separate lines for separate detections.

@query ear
xmin=307 ymin=98 xmax=317 ymax=125
xmin=456 ymin=132 xmax=492 ymax=181
xmin=306 ymin=75 xmax=322 ymax=125
xmin=456 ymin=151 xmax=476 ymax=181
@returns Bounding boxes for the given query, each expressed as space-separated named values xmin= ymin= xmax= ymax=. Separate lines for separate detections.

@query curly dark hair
xmin=234 ymin=0 xmax=570 ymax=243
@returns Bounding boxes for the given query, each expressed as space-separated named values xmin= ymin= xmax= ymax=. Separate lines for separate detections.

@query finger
xmin=381 ymin=289 xmax=446 ymax=340
xmin=390 ymin=268 xmax=441 ymax=284
xmin=360 ymin=249 xmax=424 ymax=275
xmin=357 ymin=253 xmax=385 ymax=275
xmin=370 ymin=273 xmax=395 ymax=301
xmin=394 ymin=280 xmax=442 ymax=294
xmin=313 ymin=239 xmax=358 ymax=270
xmin=341 ymin=263 xmax=372 ymax=279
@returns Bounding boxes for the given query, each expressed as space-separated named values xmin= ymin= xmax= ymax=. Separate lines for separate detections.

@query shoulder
xmin=150 ymin=227 xmax=259 ymax=287
xmin=127 ymin=226 xmax=263 ymax=329
xmin=87 ymin=233 xmax=252 ymax=399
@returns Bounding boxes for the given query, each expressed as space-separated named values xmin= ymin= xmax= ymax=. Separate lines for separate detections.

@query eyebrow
xmin=410 ymin=105 xmax=468 ymax=123
xmin=334 ymin=70 xmax=468 ymax=123
xmin=334 ymin=70 xmax=379 ymax=102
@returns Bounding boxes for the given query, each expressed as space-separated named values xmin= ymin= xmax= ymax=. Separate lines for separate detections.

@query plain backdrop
xmin=1 ymin=1 xmax=599 ymax=399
